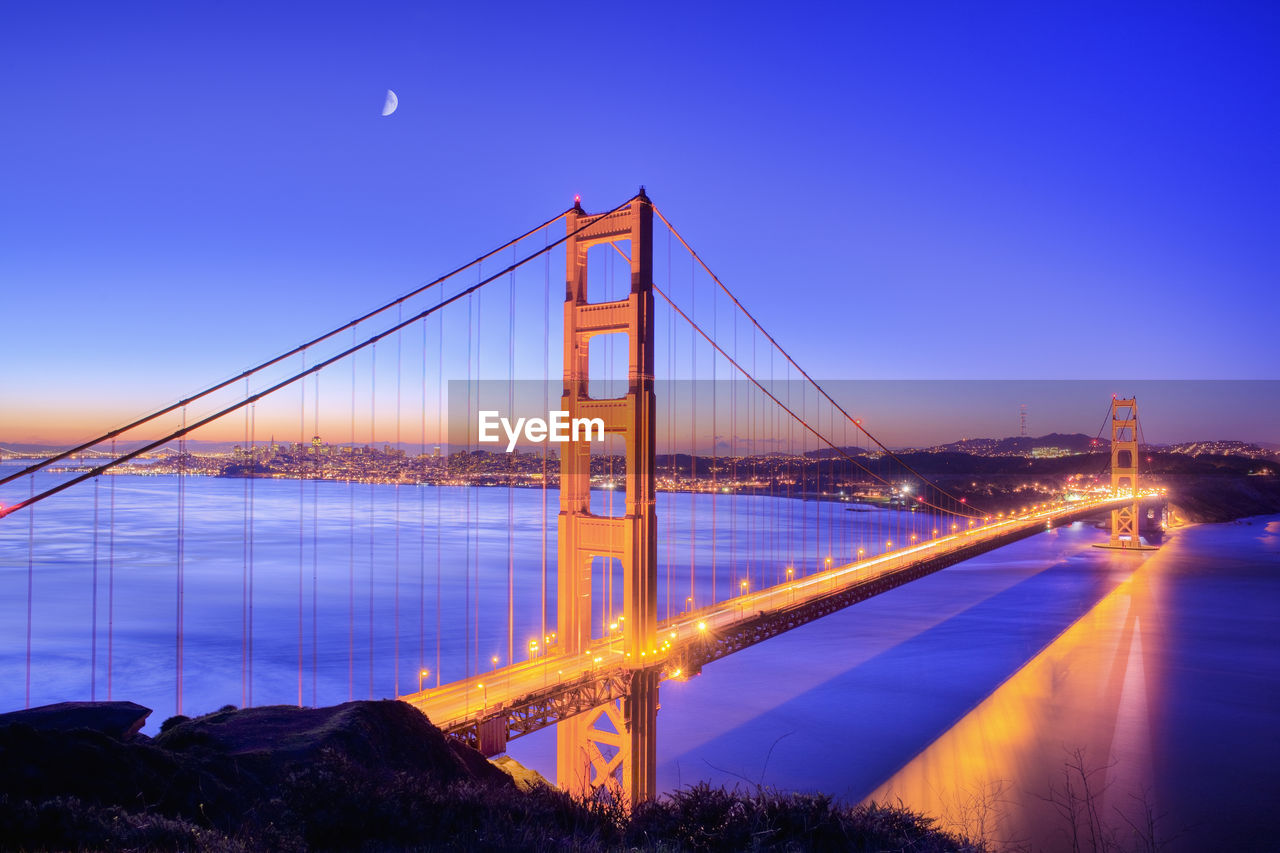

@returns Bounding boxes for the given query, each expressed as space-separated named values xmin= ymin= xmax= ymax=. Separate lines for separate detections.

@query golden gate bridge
xmin=0 ymin=189 xmax=1154 ymax=806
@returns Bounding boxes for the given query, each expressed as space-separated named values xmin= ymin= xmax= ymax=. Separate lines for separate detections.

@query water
xmin=507 ymin=516 xmax=1280 ymax=851
xmin=2 ymin=466 xmax=1276 ymax=850
xmin=0 ymin=464 xmax=930 ymax=714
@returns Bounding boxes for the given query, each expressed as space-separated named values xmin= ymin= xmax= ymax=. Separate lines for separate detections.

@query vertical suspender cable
xmin=474 ymin=284 xmax=481 ymax=669
xmin=348 ymin=329 xmax=356 ymax=700
xmin=731 ymin=302 xmax=737 ymax=594
xmin=508 ymin=248 xmax=515 ymax=667
xmin=92 ymin=478 xmax=99 ymax=701
xmin=312 ymin=372 xmax=319 ymax=707
xmin=242 ymin=389 xmax=249 ymax=707
xmin=689 ymin=253 xmax=696 ymax=607
xmin=249 ymin=399 xmax=256 ymax=706
xmin=711 ymin=270 xmax=717 ymax=601
xmin=299 ymin=352 xmax=306 ymax=706
xmin=437 ymin=302 xmax=442 ymax=686
xmin=465 ymin=294 xmax=473 ymax=680
xmin=369 ymin=343 xmax=376 ymax=699
xmin=436 ymin=298 xmax=443 ymax=688
xmin=25 ymin=478 xmax=33 ymax=708
xmin=665 ymin=226 xmax=673 ymax=621
xmin=420 ymin=316 xmax=427 ymax=688
xmin=395 ymin=310 xmax=403 ymax=698
xmin=177 ymin=407 xmax=186 ymax=715
xmin=541 ymin=227 xmax=549 ymax=654
xmin=109 ymin=439 xmax=116 ymax=701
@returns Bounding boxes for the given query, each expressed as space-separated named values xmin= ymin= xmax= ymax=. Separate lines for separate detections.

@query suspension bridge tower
xmin=1097 ymin=396 xmax=1155 ymax=550
xmin=555 ymin=190 xmax=659 ymax=803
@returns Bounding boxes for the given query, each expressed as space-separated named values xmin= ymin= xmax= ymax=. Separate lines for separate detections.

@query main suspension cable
xmin=654 ymin=206 xmax=983 ymax=516
xmin=1 ymin=196 xmax=639 ymax=520
xmin=0 ymin=207 xmax=576 ymax=488
xmin=654 ymin=283 xmax=981 ymax=520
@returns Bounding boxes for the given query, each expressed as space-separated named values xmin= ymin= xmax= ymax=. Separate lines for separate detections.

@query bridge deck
xmin=400 ymin=495 xmax=1150 ymax=748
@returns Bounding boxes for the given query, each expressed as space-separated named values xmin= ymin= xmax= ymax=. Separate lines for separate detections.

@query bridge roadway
xmin=400 ymin=493 xmax=1151 ymax=752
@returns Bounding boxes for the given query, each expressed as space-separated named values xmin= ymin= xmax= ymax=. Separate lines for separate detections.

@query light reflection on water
xmin=510 ymin=516 xmax=1280 ymax=852
xmin=866 ymin=518 xmax=1280 ymax=852
xmin=867 ymin=542 xmax=1164 ymax=848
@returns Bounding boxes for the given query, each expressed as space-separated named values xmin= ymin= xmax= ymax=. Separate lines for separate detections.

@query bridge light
xmin=697 ymin=621 xmax=707 ymax=632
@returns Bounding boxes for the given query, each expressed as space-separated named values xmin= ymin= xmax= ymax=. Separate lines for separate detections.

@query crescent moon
xmin=381 ymin=89 xmax=398 ymax=117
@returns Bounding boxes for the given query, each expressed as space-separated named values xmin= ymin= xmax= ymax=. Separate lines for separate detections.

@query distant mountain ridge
xmin=919 ymin=433 xmax=1099 ymax=456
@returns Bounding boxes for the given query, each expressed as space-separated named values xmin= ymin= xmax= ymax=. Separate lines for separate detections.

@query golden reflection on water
xmin=865 ymin=542 xmax=1168 ymax=849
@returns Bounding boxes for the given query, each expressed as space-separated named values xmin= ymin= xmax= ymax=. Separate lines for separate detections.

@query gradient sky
xmin=2 ymin=3 xmax=1277 ymax=446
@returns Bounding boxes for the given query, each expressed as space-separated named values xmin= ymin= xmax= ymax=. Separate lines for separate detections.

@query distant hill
xmin=918 ymin=433 xmax=1099 ymax=457
xmin=0 ymin=440 xmax=239 ymax=458
xmin=1165 ymin=440 xmax=1276 ymax=459
xmin=0 ymin=440 xmax=461 ymax=459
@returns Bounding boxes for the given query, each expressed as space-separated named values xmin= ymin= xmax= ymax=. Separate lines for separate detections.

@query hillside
xmin=0 ymin=700 xmax=980 ymax=852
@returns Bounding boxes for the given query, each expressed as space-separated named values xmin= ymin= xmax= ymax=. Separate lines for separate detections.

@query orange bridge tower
xmin=1096 ymin=396 xmax=1155 ymax=550
xmin=555 ymin=190 xmax=659 ymax=804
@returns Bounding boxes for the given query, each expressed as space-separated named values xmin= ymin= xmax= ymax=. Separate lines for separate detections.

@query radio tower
xmin=1019 ymin=404 xmax=1027 ymax=438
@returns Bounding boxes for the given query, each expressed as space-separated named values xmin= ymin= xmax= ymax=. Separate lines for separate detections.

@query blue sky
xmin=2 ymin=2 xmax=1277 ymax=444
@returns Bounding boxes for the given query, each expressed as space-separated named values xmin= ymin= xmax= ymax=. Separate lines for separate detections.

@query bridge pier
xmin=556 ymin=668 xmax=658 ymax=803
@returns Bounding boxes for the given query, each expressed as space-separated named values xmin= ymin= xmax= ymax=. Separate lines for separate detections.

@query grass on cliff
xmin=0 ymin=748 xmax=979 ymax=852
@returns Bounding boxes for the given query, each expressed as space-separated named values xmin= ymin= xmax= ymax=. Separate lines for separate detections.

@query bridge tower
xmin=1097 ymin=396 xmax=1153 ymax=550
xmin=555 ymin=190 xmax=659 ymax=804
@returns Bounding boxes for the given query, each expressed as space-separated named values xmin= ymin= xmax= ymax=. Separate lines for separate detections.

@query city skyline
xmin=3 ymin=379 xmax=1276 ymax=449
